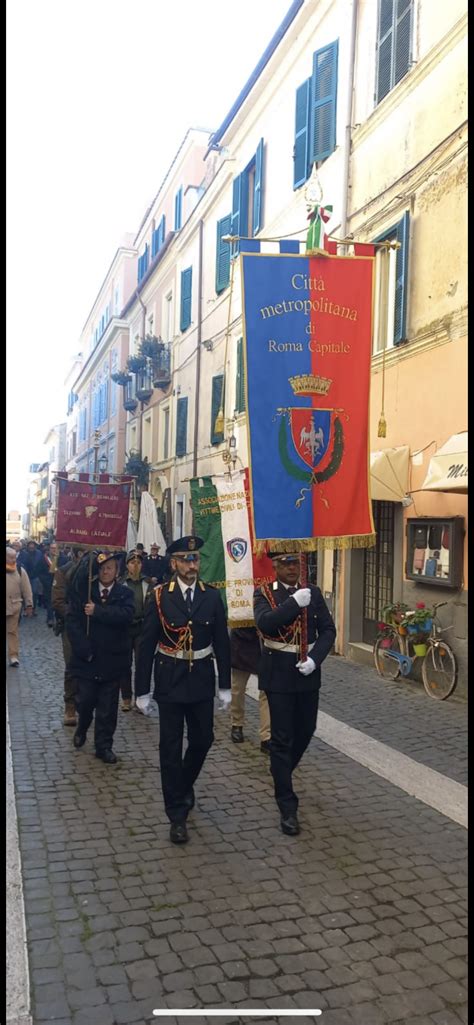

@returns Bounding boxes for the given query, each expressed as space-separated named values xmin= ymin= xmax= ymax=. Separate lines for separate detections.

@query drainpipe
xmin=340 ymin=0 xmax=358 ymax=241
xmin=192 ymin=220 xmax=204 ymax=486
xmin=135 ymin=290 xmax=147 ymax=462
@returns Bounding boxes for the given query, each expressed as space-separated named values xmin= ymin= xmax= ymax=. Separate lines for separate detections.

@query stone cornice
xmin=371 ymin=305 xmax=467 ymax=374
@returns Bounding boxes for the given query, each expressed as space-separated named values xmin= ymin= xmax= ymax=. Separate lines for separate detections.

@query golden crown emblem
xmin=289 ymin=374 xmax=332 ymax=396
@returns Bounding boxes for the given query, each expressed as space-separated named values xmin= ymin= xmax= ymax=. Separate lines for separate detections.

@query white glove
xmin=292 ymin=588 xmax=311 ymax=608
xmin=217 ymin=689 xmax=232 ymax=710
xmin=135 ymin=694 xmax=153 ymax=715
xmin=295 ymin=656 xmax=316 ymax=676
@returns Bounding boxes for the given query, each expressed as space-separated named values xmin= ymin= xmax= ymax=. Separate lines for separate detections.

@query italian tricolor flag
xmin=190 ymin=469 xmax=274 ymax=626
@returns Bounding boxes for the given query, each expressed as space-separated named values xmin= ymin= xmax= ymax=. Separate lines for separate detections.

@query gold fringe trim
xmin=253 ymin=534 xmax=376 ymax=554
xmin=228 ymin=618 xmax=256 ymax=629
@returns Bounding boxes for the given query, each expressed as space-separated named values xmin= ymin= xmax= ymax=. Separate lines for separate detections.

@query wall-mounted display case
xmin=406 ymin=517 xmax=464 ymax=588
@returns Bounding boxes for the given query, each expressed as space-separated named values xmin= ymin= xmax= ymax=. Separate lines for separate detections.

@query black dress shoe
xmin=231 ymin=726 xmax=244 ymax=743
xmin=170 ymin=822 xmax=188 ymax=844
xmin=280 ymin=814 xmax=300 ymax=836
xmin=260 ymin=740 xmax=271 ymax=754
xmin=95 ymin=749 xmax=118 ymax=764
xmin=73 ymin=729 xmax=87 ymax=749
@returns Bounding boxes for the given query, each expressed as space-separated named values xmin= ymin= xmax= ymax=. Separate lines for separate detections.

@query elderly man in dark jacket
xmin=253 ymin=551 xmax=336 ymax=836
xmin=66 ymin=552 xmax=134 ymax=763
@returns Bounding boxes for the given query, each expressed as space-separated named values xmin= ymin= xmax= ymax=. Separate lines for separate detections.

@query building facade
xmin=59 ymin=0 xmax=467 ymax=689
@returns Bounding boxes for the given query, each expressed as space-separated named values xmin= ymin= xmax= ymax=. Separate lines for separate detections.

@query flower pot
xmin=398 ymin=625 xmax=407 ymax=636
xmin=380 ymin=638 xmax=391 ymax=648
xmin=407 ymin=624 xmax=419 ymax=635
xmin=413 ymin=643 xmax=427 ymax=657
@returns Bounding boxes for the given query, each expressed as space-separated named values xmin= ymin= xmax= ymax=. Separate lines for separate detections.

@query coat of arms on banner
xmin=226 ymin=537 xmax=248 ymax=562
xmin=277 ymin=374 xmax=345 ymax=507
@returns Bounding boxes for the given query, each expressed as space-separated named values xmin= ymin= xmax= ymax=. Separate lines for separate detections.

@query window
xmin=376 ymin=0 xmax=413 ymax=104
xmin=175 ymin=495 xmax=185 ymax=537
xmin=293 ymin=40 xmax=339 ymax=188
xmin=235 ymin=338 xmax=245 ymax=413
xmin=210 ymin=375 xmax=224 ymax=445
xmin=174 ymin=187 xmax=183 ymax=230
xmin=108 ymin=446 xmax=115 ymax=472
xmin=231 ymin=139 xmax=264 ymax=256
xmin=372 ymin=212 xmax=410 ymax=354
xmin=180 ymin=268 xmax=192 ymax=332
xmin=163 ymin=407 xmax=170 ymax=460
xmin=79 ymin=408 xmax=87 ymax=442
xmin=114 ymin=286 xmax=121 ymax=315
xmin=142 ymin=414 xmax=152 ymax=461
xmin=176 ymin=397 xmax=188 ymax=457
xmin=216 ymin=214 xmax=231 ymax=293
xmin=152 ymin=214 xmax=166 ymax=258
xmin=165 ymin=292 xmax=174 ymax=342
xmin=138 ymin=244 xmax=149 ymax=283
xmin=72 ymin=431 xmax=77 ymax=457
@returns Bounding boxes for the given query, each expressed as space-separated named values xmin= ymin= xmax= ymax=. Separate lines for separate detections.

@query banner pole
xmin=86 ymin=554 xmax=93 ymax=637
xmin=299 ymin=553 xmax=308 ymax=662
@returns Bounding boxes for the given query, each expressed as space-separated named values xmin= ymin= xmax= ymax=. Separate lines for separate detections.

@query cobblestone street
xmin=7 ymin=617 xmax=467 ymax=1025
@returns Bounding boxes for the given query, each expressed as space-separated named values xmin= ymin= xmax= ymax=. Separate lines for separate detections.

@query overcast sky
xmin=6 ymin=0 xmax=292 ymax=513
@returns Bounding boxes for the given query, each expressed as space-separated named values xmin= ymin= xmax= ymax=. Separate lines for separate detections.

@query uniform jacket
xmin=230 ymin=626 xmax=261 ymax=674
xmin=51 ymin=559 xmax=80 ymax=625
xmin=253 ymin=581 xmax=336 ymax=693
xmin=121 ymin=574 xmax=155 ymax=635
xmin=143 ymin=554 xmax=170 ymax=583
xmin=6 ymin=566 xmax=33 ymax=616
xmin=66 ymin=579 xmax=135 ymax=682
xmin=135 ymin=578 xmax=231 ymax=704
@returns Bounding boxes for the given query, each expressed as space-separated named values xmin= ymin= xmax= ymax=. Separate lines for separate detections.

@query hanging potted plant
xmin=111 ymin=370 xmax=132 ymax=386
xmin=139 ymin=334 xmax=163 ymax=361
xmin=126 ymin=354 xmax=147 ymax=374
xmin=135 ymin=366 xmax=154 ymax=403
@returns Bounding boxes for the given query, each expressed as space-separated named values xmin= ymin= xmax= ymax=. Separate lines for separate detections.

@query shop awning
xmin=370 ymin=446 xmax=410 ymax=502
xmin=421 ymin=431 xmax=468 ymax=493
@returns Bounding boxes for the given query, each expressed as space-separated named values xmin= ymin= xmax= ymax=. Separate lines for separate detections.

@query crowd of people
xmin=6 ymin=532 xmax=336 ymax=843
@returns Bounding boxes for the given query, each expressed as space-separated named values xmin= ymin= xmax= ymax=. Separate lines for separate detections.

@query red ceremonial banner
xmin=55 ymin=477 xmax=132 ymax=548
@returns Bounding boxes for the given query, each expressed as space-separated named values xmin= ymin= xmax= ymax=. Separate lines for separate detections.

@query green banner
xmin=190 ymin=477 xmax=227 ymax=614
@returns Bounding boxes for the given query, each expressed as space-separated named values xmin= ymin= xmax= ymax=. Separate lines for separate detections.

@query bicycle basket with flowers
xmin=400 ymin=602 xmax=434 ymax=642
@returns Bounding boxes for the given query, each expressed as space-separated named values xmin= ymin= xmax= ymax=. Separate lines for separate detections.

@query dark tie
xmin=185 ymin=587 xmax=193 ymax=615
xmin=288 ymin=586 xmax=297 ymax=595
xmin=101 ymin=588 xmax=109 ymax=603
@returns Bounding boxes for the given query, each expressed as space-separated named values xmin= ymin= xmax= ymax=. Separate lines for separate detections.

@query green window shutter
xmin=252 ymin=138 xmax=264 ymax=235
xmin=210 ymin=375 xmax=224 ymax=445
xmin=235 ymin=338 xmax=245 ymax=413
xmin=231 ymin=175 xmax=242 ymax=257
xmin=293 ymin=79 xmax=311 ymax=189
xmin=310 ymin=40 xmax=338 ymax=164
xmin=394 ymin=211 xmax=410 ymax=345
xmin=180 ymin=267 xmax=192 ymax=331
xmin=376 ymin=0 xmax=412 ymax=104
xmin=175 ymin=397 xmax=188 ymax=457
xmin=216 ymin=214 xmax=231 ymax=293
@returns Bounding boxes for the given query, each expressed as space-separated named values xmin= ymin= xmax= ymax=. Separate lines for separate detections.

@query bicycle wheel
xmin=421 ymin=642 xmax=457 ymax=700
xmin=374 ymin=631 xmax=402 ymax=680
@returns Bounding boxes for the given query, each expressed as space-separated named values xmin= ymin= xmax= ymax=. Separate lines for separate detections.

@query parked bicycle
xmin=374 ymin=601 xmax=457 ymax=700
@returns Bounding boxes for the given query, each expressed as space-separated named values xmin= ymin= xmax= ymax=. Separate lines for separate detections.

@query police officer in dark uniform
xmin=135 ymin=535 xmax=231 ymax=844
xmin=253 ymin=551 xmax=336 ymax=836
xmin=66 ymin=551 xmax=135 ymax=763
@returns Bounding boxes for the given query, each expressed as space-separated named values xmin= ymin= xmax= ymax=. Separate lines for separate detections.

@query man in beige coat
xmin=6 ymin=547 xmax=33 ymax=666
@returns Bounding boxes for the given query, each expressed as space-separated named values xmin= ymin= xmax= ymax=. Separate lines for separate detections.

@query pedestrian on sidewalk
xmin=17 ymin=540 xmax=46 ymax=614
xmin=51 ymin=546 xmax=85 ymax=725
xmin=6 ymin=547 xmax=33 ymax=666
xmin=119 ymin=551 xmax=154 ymax=711
xmin=135 ymin=535 xmax=231 ymax=845
xmin=66 ymin=552 xmax=134 ymax=764
xmin=230 ymin=626 xmax=271 ymax=752
xmin=253 ymin=551 xmax=336 ymax=837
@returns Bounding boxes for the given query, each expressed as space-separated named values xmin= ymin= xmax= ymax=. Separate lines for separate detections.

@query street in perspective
xmin=6 ymin=0 xmax=467 ymax=1024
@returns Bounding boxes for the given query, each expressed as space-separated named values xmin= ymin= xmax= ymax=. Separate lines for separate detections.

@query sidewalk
xmin=7 ymin=617 xmax=467 ymax=1025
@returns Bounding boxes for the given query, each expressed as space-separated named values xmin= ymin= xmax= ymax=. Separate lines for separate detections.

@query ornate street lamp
xmin=98 ymin=453 xmax=108 ymax=474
